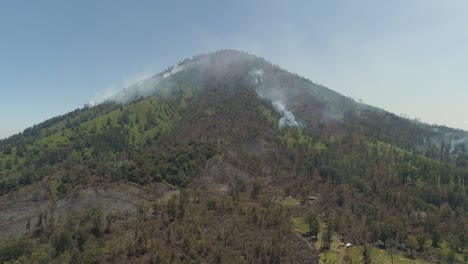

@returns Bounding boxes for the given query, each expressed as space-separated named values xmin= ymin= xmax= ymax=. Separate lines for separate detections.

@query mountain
xmin=104 ymin=50 xmax=468 ymax=159
xmin=1 ymin=50 xmax=467 ymax=263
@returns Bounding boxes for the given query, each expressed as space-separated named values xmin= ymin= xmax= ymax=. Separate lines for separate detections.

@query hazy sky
xmin=1 ymin=0 xmax=468 ymax=139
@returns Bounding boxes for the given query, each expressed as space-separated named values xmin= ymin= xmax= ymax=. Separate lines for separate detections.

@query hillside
xmin=0 ymin=50 xmax=468 ymax=263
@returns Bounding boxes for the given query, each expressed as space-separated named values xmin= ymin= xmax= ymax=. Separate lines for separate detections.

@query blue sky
xmin=1 ymin=0 xmax=468 ymax=139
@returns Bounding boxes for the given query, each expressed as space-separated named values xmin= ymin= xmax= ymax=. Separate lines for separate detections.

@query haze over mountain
xmin=2 ymin=1 xmax=468 ymax=140
xmin=95 ymin=50 xmax=468 ymax=152
xmin=1 ymin=50 xmax=468 ymax=263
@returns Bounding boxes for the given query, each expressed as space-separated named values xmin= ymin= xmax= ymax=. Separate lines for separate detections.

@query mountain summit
xmin=111 ymin=50 xmax=356 ymax=127
xmin=1 ymin=50 xmax=468 ymax=263
xmin=112 ymin=49 xmax=468 ymax=153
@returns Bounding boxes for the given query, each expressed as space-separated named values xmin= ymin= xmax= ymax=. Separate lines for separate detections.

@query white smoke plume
xmin=89 ymin=88 xmax=120 ymax=106
xmin=450 ymin=136 xmax=468 ymax=151
xmin=90 ymin=51 xmax=301 ymax=129
xmin=251 ymin=68 xmax=299 ymax=127
xmin=163 ymin=63 xmax=188 ymax=79
xmin=251 ymin=69 xmax=264 ymax=84
xmin=89 ymin=66 xmax=162 ymax=105
xmin=273 ymin=100 xmax=299 ymax=127
xmin=88 ymin=56 xmax=207 ymax=105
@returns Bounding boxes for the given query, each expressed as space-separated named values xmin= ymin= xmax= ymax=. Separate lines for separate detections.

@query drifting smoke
xmin=89 ymin=88 xmax=120 ymax=106
xmin=273 ymin=100 xmax=299 ymax=127
xmin=251 ymin=69 xmax=264 ymax=84
xmin=109 ymin=74 xmax=166 ymax=104
xmin=163 ymin=64 xmax=188 ymax=79
xmin=90 ymin=50 xmax=301 ymax=129
xmin=89 ymin=58 xmax=201 ymax=105
xmin=450 ymin=136 xmax=468 ymax=151
xmin=113 ymin=63 xmax=194 ymax=103
xmin=251 ymin=68 xmax=300 ymax=127
xmin=89 ymin=66 xmax=164 ymax=106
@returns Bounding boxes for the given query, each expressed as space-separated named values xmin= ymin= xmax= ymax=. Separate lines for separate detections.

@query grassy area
xmin=280 ymin=196 xmax=299 ymax=207
xmin=317 ymin=235 xmax=465 ymax=264
xmin=316 ymin=225 xmax=341 ymax=264
xmin=315 ymin=232 xmax=434 ymax=264
xmin=292 ymin=217 xmax=309 ymax=234
xmin=320 ymin=245 xmax=433 ymax=264
xmin=343 ymin=246 xmax=432 ymax=264
xmin=438 ymin=241 xmax=466 ymax=263
xmin=312 ymin=220 xmax=433 ymax=264
xmin=20 ymin=94 xmax=178 ymax=154
xmin=320 ymin=250 xmax=340 ymax=264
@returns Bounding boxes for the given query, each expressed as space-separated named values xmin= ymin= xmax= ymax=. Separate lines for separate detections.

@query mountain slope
xmin=110 ymin=49 xmax=468 ymax=157
xmin=1 ymin=50 xmax=467 ymax=263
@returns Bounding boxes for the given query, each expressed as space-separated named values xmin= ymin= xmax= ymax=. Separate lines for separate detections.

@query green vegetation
xmin=1 ymin=50 xmax=468 ymax=263
xmin=292 ymin=217 xmax=309 ymax=234
xmin=280 ymin=196 xmax=299 ymax=207
xmin=0 ymin=188 xmax=317 ymax=263
xmin=0 ymin=85 xmax=193 ymax=194
xmin=342 ymin=246 xmax=432 ymax=264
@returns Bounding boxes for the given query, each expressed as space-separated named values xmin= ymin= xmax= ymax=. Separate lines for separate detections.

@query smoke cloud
xmin=106 ymin=52 xmax=303 ymax=129
xmin=450 ymin=136 xmax=468 ymax=151
xmin=273 ymin=100 xmax=299 ymax=127
xmin=250 ymin=68 xmax=300 ymax=127
xmin=89 ymin=66 xmax=162 ymax=105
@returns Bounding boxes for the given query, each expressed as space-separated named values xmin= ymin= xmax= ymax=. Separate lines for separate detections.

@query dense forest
xmin=1 ymin=50 xmax=467 ymax=263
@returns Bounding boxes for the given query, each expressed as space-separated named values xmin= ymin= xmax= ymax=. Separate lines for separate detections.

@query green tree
xmin=90 ymin=207 xmax=103 ymax=237
xmin=362 ymin=244 xmax=372 ymax=264
xmin=431 ymin=229 xmax=441 ymax=248
xmin=167 ymin=194 xmax=178 ymax=221
xmin=105 ymin=213 xmax=116 ymax=234
xmin=405 ymin=236 xmax=418 ymax=258
xmin=306 ymin=211 xmax=319 ymax=237
xmin=446 ymin=250 xmax=456 ymax=264
xmin=50 ymin=228 xmax=75 ymax=255
xmin=29 ymin=244 xmax=54 ymax=264
xmin=415 ymin=233 xmax=427 ymax=252
xmin=179 ymin=190 xmax=189 ymax=218
xmin=0 ymin=237 xmax=33 ymax=263
xmin=321 ymin=228 xmax=332 ymax=249
xmin=251 ymin=181 xmax=261 ymax=200
xmin=183 ymin=234 xmax=194 ymax=257
xmin=215 ymin=246 xmax=224 ymax=264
